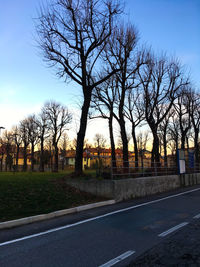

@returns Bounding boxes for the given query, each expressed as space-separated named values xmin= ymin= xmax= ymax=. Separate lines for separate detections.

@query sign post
xmin=177 ymin=149 xmax=185 ymax=174
xmin=177 ymin=149 xmax=185 ymax=186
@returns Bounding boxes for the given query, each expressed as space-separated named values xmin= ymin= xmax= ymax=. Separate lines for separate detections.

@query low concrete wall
xmin=66 ymin=179 xmax=114 ymax=199
xmin=113 ymin=175 xmax=180 ymax=201
xmin=66 ymin=173 xmax=200 ymax=202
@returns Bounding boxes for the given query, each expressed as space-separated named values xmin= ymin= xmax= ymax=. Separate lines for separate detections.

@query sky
xmin=0 ymin=0 xmax=199 ymax=144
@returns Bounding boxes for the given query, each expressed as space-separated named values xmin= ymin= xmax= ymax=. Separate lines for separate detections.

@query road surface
xmin=1 ymin=185 xmax=200 ymax=267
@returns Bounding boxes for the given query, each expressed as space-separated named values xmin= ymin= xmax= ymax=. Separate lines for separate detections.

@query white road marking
xmin=1 ymin=187 xmax=200 ymax=247
xmin=158 ymin=222 xmax=189 ymax=237
xmin=99 ymin=250 xmax=135 ymax=267
xmin=193 ymin=213 xmax=200 ymax=219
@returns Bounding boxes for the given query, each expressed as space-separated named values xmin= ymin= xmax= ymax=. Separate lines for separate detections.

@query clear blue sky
xmin=0 ymin=0 xmax=199 ymax=139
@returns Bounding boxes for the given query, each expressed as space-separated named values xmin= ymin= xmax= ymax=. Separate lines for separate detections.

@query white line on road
xmin=99 ymin=250 xmax=135 ymax=267
xmin=193 ymin=213 xmax=200 ymax=219
xmin=1 ymin=187 xmax=200 ymax=247
xmin=158 ymin=222 xmax=189 ymax=237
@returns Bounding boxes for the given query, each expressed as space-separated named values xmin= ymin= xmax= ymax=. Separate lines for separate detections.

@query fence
xmin=108 ymin=158 xmax=200 ymax=180
xmin=109 ymin=160 xmax=178 ymax=179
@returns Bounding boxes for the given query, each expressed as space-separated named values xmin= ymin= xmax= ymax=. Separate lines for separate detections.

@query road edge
xmin=0 ymin=200 xmax=116 ymax=230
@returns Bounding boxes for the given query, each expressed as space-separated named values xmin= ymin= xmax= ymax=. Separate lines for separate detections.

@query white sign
xmin=179 ymin=160 xmax=186 ymax=174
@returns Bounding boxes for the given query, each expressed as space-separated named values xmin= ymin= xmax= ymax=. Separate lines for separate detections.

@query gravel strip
xmin=128 ymin=221 xmax=200 ymax=266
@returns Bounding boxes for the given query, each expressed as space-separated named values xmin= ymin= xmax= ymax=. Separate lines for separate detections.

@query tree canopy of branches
xmin=104 ymin=25 xmax=139 ymax=169
xmin=36 ymin=0 xmax=122 ymax=174
xmin=124 ymin=87 xmax=144 ymax=167
xmin=91 ymin=76 xmax=118 ymax=168
xmin=174 ymin=87 xmax=191 ymax=150
xmin=137 ymin=54 xmax=188 ymax=164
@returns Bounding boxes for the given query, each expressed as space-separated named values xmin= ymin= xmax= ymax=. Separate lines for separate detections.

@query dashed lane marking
xmin=193 ymin=213 xmax=200 ymax=219
xmin=158 ymin=222 xmax=189 ymax=237
xmin=99 ymin=250 xmax=135 ymax=267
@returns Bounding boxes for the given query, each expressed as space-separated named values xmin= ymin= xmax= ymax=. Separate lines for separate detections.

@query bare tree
xmin=168 ymin=114 xmax=181 ymax=157
xmin=158 ymin=109 xmax=174 ymax=167
xmin=26 ymin=115 xmax=39 ymax=172
xmin=44 ymin=101 xmax=72 ymax=172
xmin=91 ymin=76 xmax=118 ymax=168
xmin=104 ymin=25 xmax=139 ymax=170
xmin=20 ymin=119 xmax=30 ymax=171
xmin=0 ymin=138 xmax=6 ymax=171
xmin=36 ymin=0 xmax=122 ymax=174
xmin=188 ymin=90 xmax=200 ymax=165
xmin=2 ymin=131 xmax=13 ymax=171
xmin=137 ymin=54 xmax=188 ymax=164
xmin=137 ymin=131 xmax=149 ymax=169
xmin=174 ymin=87 xmax=191 ymax=150
xmin=12 ymin=126 xmax=22 ymax=171
xmin=124 ymin=87 xmax=144 ymax=167
xmin=94 ymin=133 xmax=106 ymax=163
xmin=36 ymin=111 xmax=49 ymax=172
xmin=59 ymin=132 xmax=69 ymax=170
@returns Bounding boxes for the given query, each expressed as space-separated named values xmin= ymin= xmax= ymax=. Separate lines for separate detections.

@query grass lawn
xmin=0 ymin=171 xmax=106 ymax=222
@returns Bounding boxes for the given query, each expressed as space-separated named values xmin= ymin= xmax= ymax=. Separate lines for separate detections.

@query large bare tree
xmin=103 ymin=25 xmax=139 ymax=170
xmin=137 ymin=54 xmax=188 ymax=164
xmin=36 ymin=0 xmax=122 ymax=174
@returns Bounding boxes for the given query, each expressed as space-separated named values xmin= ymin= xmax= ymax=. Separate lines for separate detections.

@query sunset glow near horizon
xmin=0 ymin=0 xmax=199 ymax=145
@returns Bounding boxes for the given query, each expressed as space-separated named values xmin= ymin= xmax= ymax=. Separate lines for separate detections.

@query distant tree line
xmin=0 ymin=101 xmax=72 ymax=172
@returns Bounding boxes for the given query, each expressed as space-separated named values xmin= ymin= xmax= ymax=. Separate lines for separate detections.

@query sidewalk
xmin=128 ymin=220 xmax=200 ymax=266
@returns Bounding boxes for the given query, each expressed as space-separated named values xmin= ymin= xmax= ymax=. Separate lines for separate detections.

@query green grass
xmin=0 ymin=171 xmax=106 ymax=222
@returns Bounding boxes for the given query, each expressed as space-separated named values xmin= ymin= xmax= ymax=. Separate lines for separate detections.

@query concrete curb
xmin=0 ymin=200 xmax=116 ymax=230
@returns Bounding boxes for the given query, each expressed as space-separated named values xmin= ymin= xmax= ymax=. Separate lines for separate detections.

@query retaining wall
xmin=66 ymin=173 xmax=200 ymax=202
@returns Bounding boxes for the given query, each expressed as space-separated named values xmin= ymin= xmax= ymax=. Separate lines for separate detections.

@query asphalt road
xmin=1 ymin=185 xmax=200 ymax=267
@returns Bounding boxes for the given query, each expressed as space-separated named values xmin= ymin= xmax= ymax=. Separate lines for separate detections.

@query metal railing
xmin=107 ymin=159 xmax=200 ymax=179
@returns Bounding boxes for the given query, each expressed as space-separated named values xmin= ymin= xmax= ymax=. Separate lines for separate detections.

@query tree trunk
xmin=153 ymin=133 xmax=160 ymax=163
xmin=39 ymin=137 xmax=44 ymax=172
xmin=62 ymin=159 xmax=64 ymax=171
xmin=5 ymin=156 xmax=8 ymax=171
xmin=54 ymin=145 xmax=59 ymax=172
xmin=151 ymin=127 xmax=160 ymax=170
xmin=0 ymin=158 xmax=2 ymax=171
xmin=151 ymin=145 xmax=155 ymax=167
xmin=119 ymin=119 xmax=129 ymax=170
xmin=194 ymin=130 xmax=199 ymax=169
xmin=75 ymin=91 xmax=91 ymax=174
xmin=163 ymin=130 xmax=168 ymax=167
xmin=108 ymin=114 xmax=116 ymax=169
xmin=23 ymin=145 xmax=27 ymax=172
xmin=16 ymin=145 xmax=19 ymax=171
xmin=132 ymin=124 xmax=138 ymax=168
xmin=31 ymin=142 xmax=34 ymax=172
xmin=181 ymin=131 xmax=186 ymax=150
